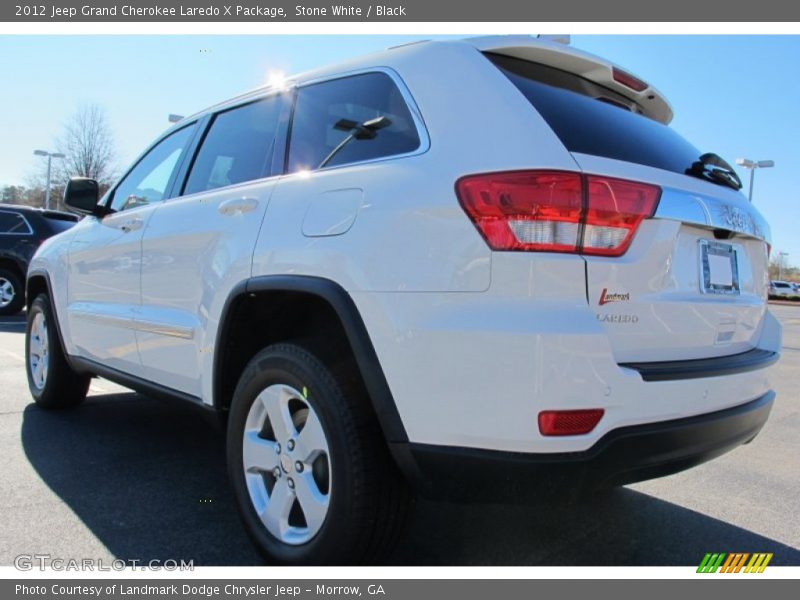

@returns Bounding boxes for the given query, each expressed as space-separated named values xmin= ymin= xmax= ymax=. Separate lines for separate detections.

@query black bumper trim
xmin=620 ymin=348 xmax=778 ymax=382
xmin=393 ymin=391 xmax=774 ymax=501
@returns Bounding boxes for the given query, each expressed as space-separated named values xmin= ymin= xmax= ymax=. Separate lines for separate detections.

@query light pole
xmin=33 ymin=150 xmax=66 ymax=210
xmin=778 ymin=252 xmax=789 ymax=281
xmin=735 ymin=158 xmax=774 ymax=202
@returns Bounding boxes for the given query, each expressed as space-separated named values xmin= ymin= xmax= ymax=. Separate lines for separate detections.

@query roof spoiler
xmin=463 ymin=35 xmax=673 ymax=124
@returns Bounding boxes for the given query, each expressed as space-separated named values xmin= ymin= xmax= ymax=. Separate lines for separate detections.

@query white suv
xmin=769 ymin=280 xmax=796 ymax=299
xmin=25 ymin=36 xmax=780 ymax=565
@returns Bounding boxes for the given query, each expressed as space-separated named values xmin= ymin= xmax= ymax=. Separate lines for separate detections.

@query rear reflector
xmin=612 ymin=67 xmax=649 ymax=92
xmin=538 ymin=409 xmax=604 ymax=436
xmin=456 ymin=170 xmax=660 ymax=256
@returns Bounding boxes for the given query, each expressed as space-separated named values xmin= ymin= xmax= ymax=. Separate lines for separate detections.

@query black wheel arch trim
xmin=214 ymin=275 xmax=409 ymax=443
xmin=620 ymin=347 xmax=779 ymax=382
xmin=0 ymin=254 xmax=27 ymax=279
xmin=25 ymin=270 xmax=73 ymax=366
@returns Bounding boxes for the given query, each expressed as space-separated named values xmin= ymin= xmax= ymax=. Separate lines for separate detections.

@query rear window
xmin=0 ymin=211 xmax=32 ymax=235
xmin=486 ymin=53 xmax=703 ymax=176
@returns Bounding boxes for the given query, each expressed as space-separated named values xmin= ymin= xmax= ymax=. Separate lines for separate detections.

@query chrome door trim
xmin=70 ymin=309 xmax=194 ymax=340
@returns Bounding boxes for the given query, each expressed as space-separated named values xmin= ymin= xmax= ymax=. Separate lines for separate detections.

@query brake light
xmin=612 ymin=67 xmax=649 ymax=92
xmin=583 ymin=176 xmax=661 ymax=256
xmin=456 ymin=170 xmax=660 ymax=257
xmin=538 ymin=409 xmax=604 ymax=436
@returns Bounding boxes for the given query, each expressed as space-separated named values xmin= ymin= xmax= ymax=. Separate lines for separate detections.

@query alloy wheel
xmin=0 ymin=277 xmax=15 ymax=309
xmin=29 ymin=312 xmax=49 ymax=390
xmin=242 ymin=384 xmax=331 ymax=545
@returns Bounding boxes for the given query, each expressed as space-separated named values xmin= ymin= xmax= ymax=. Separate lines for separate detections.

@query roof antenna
xmin=536 ymin=34 xmax=571 ymax=45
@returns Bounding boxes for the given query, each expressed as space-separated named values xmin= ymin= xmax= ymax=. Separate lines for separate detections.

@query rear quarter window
xmin=287 ymin=72 xmax=421 ymax=173
xmin=486 ymin=53 xmax=702 ymax=176
xmin=0 ymin=211 xmax=33 ymax=235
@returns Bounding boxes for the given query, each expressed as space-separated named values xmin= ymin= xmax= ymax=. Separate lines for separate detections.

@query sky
xmin=0 ymin=34 xmax=798 ymax=263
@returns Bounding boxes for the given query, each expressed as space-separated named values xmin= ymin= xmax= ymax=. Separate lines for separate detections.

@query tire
xmin=26 ymin=294 xmax=90 ymax=409
xmin=227 ymin=343 xmax=411 ymax=565
xmin=0 ymin=268 xmax=24 ymax=316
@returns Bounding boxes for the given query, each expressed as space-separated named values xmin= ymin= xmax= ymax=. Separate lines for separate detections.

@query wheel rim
xmin=0 ymin=277 xmax=15 ymax=308
xmin=242 ymin=383 xmax=331 ymax=545
xmin=29 ymin=312 xmax=49 ymax=390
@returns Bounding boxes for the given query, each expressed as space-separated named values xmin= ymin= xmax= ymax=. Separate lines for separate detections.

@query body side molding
xmin=70 ymin=355 xmax=212 ymax=411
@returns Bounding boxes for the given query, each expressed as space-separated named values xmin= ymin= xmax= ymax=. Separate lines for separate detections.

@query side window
xmin=183 ymin=95 xmax=283 ymax=196
xmin=109 ymin=125 xmax=196 ymax=212
xmin=0 ymin=211 xmax=32 ymax=234
xmin=287 ymin=72 xmax=421 ymax=173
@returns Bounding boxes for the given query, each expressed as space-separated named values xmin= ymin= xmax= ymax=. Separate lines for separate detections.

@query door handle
xmin=219 ymin=197 xmax=259 ymax=216
xmin=118 ymin=218 xmax=143 ymax=233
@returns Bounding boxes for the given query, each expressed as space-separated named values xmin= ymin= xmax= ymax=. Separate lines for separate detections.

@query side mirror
xmin=64 ymin=177 xmax=102 ymax=216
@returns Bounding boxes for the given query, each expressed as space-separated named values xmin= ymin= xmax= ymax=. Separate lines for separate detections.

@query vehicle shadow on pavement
xmin=20 ymin=393 xmax=800 ymax=566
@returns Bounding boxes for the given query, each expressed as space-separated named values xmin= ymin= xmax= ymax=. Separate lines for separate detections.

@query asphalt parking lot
xmin=0 ymin=306 xmax=798 ymax=566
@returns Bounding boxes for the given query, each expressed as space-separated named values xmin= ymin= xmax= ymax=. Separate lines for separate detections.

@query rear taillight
xmin=582 ymin=175 xmax=661 ymax=256
xmin=456 ymin=170 xmax=660 ymax=257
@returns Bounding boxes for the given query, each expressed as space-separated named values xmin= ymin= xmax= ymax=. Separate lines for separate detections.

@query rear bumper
xmin=620 ymin=348 xmax=779 ymax=382
xmin=393 ymin=391 xmax=774 ymax=501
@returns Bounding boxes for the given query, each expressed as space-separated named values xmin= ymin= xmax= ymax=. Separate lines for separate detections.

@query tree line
xmin=1 ymin=103 xmax=117 ymax=212
xmin=769 ymin=254 xmax=798 ymax=282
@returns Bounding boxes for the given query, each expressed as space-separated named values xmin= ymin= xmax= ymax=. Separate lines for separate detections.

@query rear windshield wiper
xmin=318 ymin=116 xmax=392 ymax=169
xmin=685 ymin=153 xmax=742 ymax=191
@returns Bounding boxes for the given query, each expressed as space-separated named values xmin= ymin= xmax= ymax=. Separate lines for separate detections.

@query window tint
xmin=0 ymin=211 xmax=32 ymax=234
xmin=110 ymin=124 xmax=196 ymax=212
xmin=184 ymin=95 xmax=283 ymax=195
xmin=287 ymin=72 xmax=421 ymax=173
xmin=486 ymin=53 xmax=704 ymax=177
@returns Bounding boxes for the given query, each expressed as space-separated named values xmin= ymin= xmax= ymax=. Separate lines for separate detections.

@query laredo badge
xmin=599 ymin=288 xmax=631 ymax=305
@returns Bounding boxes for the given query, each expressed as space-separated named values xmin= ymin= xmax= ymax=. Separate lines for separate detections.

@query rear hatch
xmin=485 ymin=47 xmax=771 ymax=363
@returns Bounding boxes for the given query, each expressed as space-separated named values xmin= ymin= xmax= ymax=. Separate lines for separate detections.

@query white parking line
xmin=0 ymin=345 xmax=109 ymax=393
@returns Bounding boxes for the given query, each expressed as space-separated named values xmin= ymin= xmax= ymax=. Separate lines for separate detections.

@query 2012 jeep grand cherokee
xmin=25 ymin=36 xmax=780 ymax=565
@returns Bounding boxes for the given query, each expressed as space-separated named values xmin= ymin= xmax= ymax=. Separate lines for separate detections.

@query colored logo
xmin=598 ymin=288 xmax=630 ymax=305
xmin=697 ymin=552 xmax=773 ymax=573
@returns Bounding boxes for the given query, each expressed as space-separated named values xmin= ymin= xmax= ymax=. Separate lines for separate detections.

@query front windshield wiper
xmin=685 ymin=153 xmax=742 ymax=191
xmin=318 ymin=116 xmax=392 ymax=169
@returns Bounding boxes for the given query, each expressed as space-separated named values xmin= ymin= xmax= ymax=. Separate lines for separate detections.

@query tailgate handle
xmin=219 ymin=197 xmax=259 ymax=216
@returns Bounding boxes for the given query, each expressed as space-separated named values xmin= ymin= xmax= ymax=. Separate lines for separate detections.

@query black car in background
xmin=0 ymin=204 xmax=78 ymax=316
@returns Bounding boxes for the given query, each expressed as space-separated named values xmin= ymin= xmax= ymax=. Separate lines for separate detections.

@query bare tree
xmin=55 ymin=103 xmax=117 ymax=188
xmin=769 ymin=252 xmax=797 ymax=282
xmin=26 ymin=103 xmax=117 ymax=210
